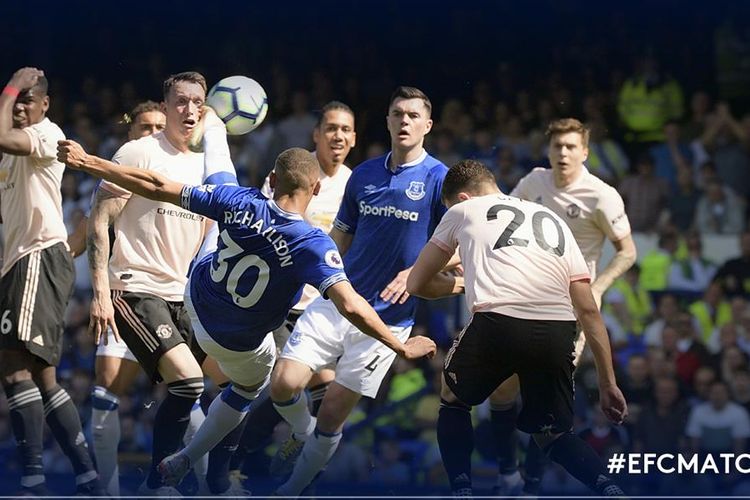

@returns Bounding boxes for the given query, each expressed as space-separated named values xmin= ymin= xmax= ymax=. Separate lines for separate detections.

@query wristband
xmin=2 ymin=86 xmax=20 ymax=98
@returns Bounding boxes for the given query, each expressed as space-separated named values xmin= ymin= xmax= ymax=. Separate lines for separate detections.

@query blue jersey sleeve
xmin=429 ymin=167 xmax=448 ymax=235
xmin=180 ymin=183 xmax=244 ymax=221
xmin=297 ymin=233 xmax=349 ymax=298
xmin=332 ymin=174 xmax=359 ymax=233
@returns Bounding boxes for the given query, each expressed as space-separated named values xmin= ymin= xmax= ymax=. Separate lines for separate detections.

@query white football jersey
xmin=511 ymin=167 xmax=630 ymax=278
xmin=0 ymin=118 xmax=68 ymax=276
xmin=100 ymin=133 xmax=206 ymax=301
xmin=261 ymin=161 xmax=351 ymax=309
xmin=431 ymin=193 xmax=590 ymax=321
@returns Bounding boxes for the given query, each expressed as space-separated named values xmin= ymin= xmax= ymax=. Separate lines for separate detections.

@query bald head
xmin=273 ymin=148 xmax=320 ymax=194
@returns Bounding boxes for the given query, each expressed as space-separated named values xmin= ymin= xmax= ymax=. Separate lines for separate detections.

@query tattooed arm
xmin=87 ymin=188 xmax=127 ymax=344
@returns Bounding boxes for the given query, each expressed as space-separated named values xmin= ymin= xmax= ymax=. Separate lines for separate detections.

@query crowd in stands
xmin=2 ymin=2 xmax=750 ymax=494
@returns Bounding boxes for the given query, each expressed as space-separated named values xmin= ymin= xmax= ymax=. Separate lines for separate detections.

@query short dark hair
xmin=123 ymin=100 xmax=162 ymax=124
xmin=388 ymin=86 xmax=432 ymax=116
xmin=274 ymin=147 xmax=320 ymax=192
xmin=441 ymin=159 xmax=497 ymax=202
xmin=316 ymin=101 xmax=354 ymax=128
xmin=162 ymin=71 xmax=207 ymax=100
xmin=546 ymin=118 xmax=590 ymax=148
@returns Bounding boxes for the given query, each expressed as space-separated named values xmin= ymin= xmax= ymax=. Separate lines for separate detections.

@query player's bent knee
xmin=158 ymin=343 xmax=203 ymax=383
xmin=270 ymin=358 xmax=312 ymax=400
xmin=439 ymin=374 xmax=460 ymax=402
xmin=439 ymin=397 xmax=471 ymax=412
xmin=167 ymin=377 xmax=204 ymax=400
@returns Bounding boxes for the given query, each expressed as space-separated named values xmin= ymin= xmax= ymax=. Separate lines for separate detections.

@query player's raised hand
xmin=89 ymin=293 xmax=121 ymax=346
xmin=599 ymin=384 xmax=628 ymax=425
xmin=402 ymin=335 xmax=437 ymax=360
xmin=380 ymin=268 xmax=411 ymax=304
xmin=57 ymin=139 xmax=89 ymax=170
xmin=8 ymin=67 xmax=44 ymax=92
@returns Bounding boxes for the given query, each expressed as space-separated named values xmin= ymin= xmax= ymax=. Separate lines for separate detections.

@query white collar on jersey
xmin=266 ymin=199 xmax=303 ymax=220
xmin=384 ymin=149 xmax=427 ymax=171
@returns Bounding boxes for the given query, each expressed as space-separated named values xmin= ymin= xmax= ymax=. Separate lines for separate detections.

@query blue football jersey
xmin=181 ymin=184 xmax=348 ymax=351
xmin=333 ymin=151 xmax=447 ymax=327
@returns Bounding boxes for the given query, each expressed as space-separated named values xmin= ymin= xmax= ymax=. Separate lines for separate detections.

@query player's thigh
xmin=196 ymin=328 xmax=275 ymax=389
xmin=270 ymin=357 xmax=315 ymax=400
xmin=157 ymin=343 xmax=203 ymax=384
xmin=516 ymin=319 xmax=577 ymax=435
xmin=334 ymin=325 xmax=412 ymax=399
xmin=443 ymin=313 xmax=519 ymax=406
xmin=0 ymin=349 xmax=34 ymax=384
xmin=110 ymin=291 xmax=198 ymax=383
xmin=489 ymin=374 xmax=521 ymax=405
xmin=309 ymin=368 xmax=335 ymax=387
xmin=316 ymin=381 xmax=362 ymax=434
xmin=95 ymin=355 xmax=142 ymax=396
xmin=201 ymin=355 xmax=229 ymax=387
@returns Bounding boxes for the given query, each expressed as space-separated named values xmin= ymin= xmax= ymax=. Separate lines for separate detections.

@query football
xmin=207 ymin=75 xmax=269 ymax=135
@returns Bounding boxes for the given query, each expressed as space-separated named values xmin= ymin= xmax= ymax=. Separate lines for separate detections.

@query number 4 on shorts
xmin=364 ymin=354 xmax=381 ymax=373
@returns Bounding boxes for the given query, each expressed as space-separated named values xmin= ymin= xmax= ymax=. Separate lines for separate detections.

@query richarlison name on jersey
xmin=223 ymin=209 xmax=293 ymax=267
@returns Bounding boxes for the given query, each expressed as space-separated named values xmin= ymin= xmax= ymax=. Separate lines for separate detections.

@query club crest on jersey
xmin=405 ymin=181 xmax=426 ymax=201
xmin=325 ymin=250 xmax=344 ymax=269
xmin=155 ymin=324 xmax=173 ymax=339
xmin=289 ymin=329 xmax=302 ymax=346
xmin=566 ymin=203 xmax=581 ymax=218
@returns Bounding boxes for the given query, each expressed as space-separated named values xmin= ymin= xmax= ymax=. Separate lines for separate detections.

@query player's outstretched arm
xmin=570 ymin=279 xmax=628 ymax=425
xmin=591 ymin=234 xmax=637 ymax=305
xmin=327 ymin=281 xmax=436 ymax=360
xmin=57 ymin=139 xmax=184 ymax=206
xmin=407 ymin=242 xmax=465 ymax=299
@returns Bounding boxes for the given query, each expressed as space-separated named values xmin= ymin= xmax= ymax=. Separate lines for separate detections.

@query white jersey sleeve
xmin=594 ymin=184 xmax=631 ymax=242
xmin=23 ymin=120 xmax=60 ymax=164
xmin=429 ymin=205 xmax=461 ymax=255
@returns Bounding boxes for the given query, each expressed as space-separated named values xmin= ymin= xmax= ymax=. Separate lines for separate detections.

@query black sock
xmin=207 ymin=413 xmax=248 ymax=493
xmin=544 ymin=432 xmax=624 ymax=496
xmin=147 ymin=377 xmax=204 ymax=489
xmin=4 ymin=380 xmax=45 ymax=486
xmin=437 ymin=399 xmax=474 ymax=492
xmin=230 ymin=386 xmax=282 ymax=471
xmin=42 ymin=385 xmax=97 ymax=480
xmin=309 ymin=382 xmax=330 ymax=417
xmin=522 ymin=438 xmax=546 ymax=494
xmin=490 ymin=402 xmax=519 ymax=475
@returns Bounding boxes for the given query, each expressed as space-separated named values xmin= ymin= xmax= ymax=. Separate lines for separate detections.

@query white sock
xmin=273 ymin=393 xmax=315 ymax=438
xmin=184 ymin=402 xmax=208 ymax=483
xmin=277 ymin=430 xmax=342 ymax=496
xmin=203 ymin=126 xmax=237 ymax=185
xmin=182 ymin=386 xmax=252 ymax=465
xmin=91 ymin=386 xmax=120 ymax=496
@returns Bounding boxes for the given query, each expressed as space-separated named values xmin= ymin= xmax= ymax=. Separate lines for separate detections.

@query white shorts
xmin=281 ymin=297 xmax=412 ymax=398
xmin=185 ymin=293 xmax=276 ymax=388
xmin=95 ymin=328 xmax=137 ymax=362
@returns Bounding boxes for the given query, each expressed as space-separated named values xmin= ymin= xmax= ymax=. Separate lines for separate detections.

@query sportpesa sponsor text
xmin=358 ymin=201 xmax=419 ymax=221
